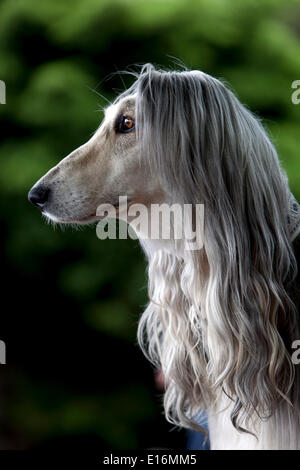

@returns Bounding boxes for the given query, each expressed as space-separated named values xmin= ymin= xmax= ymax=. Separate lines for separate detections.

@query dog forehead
xmin=121 ymin=95 xmax=136 ymax=114
xmin=105 ymin=95 xmax=136 ymax=121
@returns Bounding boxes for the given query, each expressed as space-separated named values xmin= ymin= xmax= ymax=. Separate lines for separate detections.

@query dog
xmin=28 ymin=64 xmax=300 ymax=449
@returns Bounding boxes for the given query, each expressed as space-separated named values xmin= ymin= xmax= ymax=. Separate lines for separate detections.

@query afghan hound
xmin=28 ymin=64 xmax=300 ymax=449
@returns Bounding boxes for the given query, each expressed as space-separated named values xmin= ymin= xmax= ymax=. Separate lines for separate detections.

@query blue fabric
xmin=186 ymin=410 xmax=210 ymax=450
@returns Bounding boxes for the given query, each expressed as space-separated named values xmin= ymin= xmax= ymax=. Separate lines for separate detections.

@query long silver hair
xmin=119 ymin=65 xmax=300 ymax=442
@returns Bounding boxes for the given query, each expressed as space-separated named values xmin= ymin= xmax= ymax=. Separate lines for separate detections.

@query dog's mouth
xmin=42 ymin=199 xmax=133 ymax=225
xmin=42 ymin=211 xmax=99 ymax=225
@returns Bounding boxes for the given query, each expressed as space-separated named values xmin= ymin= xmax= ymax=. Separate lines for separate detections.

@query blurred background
xmin=0 ymin=0 xmax=300 ymax=450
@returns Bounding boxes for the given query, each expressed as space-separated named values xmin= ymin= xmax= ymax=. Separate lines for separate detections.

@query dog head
xmin=28 ymin=94 xmax=163 ymax=224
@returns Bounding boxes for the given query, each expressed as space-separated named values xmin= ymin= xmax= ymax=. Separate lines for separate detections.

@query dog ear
xmin=135 ymin=65 xmax=300 ymax=439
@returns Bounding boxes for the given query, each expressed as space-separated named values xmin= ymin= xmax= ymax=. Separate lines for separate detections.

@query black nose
xmin=28 ymin=186 xmax=50 ymax=209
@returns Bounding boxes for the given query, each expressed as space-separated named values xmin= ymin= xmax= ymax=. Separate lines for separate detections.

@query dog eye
xmin=117 ymin=116 xmax=135 ymax=133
